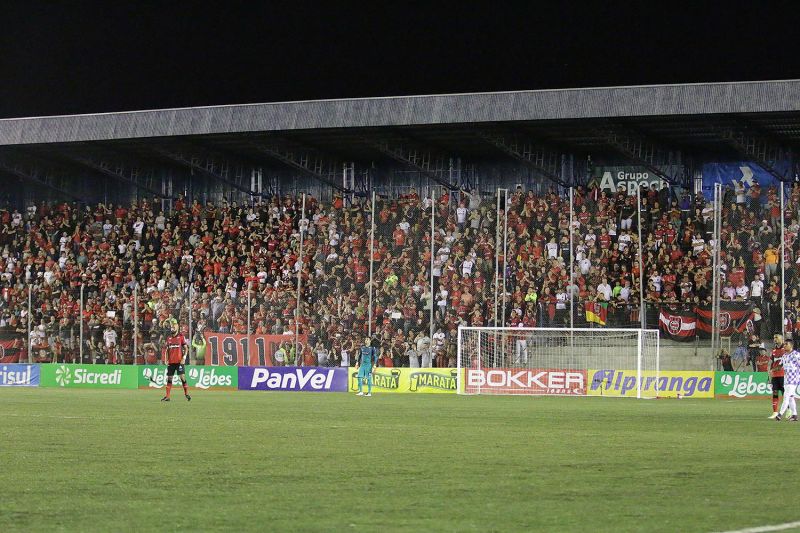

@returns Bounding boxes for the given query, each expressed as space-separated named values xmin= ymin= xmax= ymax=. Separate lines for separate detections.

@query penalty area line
xmin=4 ymin=413 xmax=107 ymax=420
xmin=713 ymin=520 xmax=800 ymax=533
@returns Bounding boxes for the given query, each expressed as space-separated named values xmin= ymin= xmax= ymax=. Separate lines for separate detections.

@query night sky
xmin=1 ymin=2 xmax=798 ymax=118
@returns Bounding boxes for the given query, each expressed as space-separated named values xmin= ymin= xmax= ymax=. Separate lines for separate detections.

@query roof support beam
xmin=475 ymin=131 xmax=569 ymax=187
xmin=248 ymin=144 xmax=347 ymax=192
xmin=60 ymin=155 xmax=170 ymax=199
xmin=364 ymin=139 xmax=455 ymax=190
xmin=151 ymin=148 xmax=258 ymax=196
xmin=0 ymin=160 xmax=84 ymax=201
xmin=593 ymin=126 xmax=683 ymax=185
xmin=716 ymin=120 xmax=792 ymax=181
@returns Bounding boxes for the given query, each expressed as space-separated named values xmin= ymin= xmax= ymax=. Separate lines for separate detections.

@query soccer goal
xmin=456 ymin=327 xmax=660 ymax=398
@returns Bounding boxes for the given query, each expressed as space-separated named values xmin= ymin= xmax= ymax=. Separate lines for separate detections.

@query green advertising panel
xmin=41 ymin=364 xmax=138 ymax=389
xmin=138 ymin=365 xmax=238 ymax=390
xmin=715 ymin=372 xmax=772 ymax=399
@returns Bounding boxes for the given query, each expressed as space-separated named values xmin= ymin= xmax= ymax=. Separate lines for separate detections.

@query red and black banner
xmin=0 ymin=328 xmax=26 ymax=363
xmin=695 ymin=301 xmax=754 ymax=338
xmin=204 ymin=332 xmax=309 ymax=366
xmin=658 ymin=307 xmax=697 ymax=342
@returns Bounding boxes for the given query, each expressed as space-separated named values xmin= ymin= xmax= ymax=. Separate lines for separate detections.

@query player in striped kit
xmin=775 ymin=340 xmax=799 ymax=422
xmin=768 ymin=334 xmax=786 ymax=419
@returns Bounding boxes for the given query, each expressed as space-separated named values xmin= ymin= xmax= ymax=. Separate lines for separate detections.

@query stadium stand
xmin=2 ymin=81 xmax=800 ymax=369
xmin=1 ymin=177 xmax=796 ymax=367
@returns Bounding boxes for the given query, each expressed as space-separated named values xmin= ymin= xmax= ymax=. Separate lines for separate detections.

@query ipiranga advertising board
xmin=587 ymin=369 xmax=714 ymax=398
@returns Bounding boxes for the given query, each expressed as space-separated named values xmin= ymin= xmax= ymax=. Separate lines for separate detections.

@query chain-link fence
xmin=8 ymin=183 xmax=799 ymax=373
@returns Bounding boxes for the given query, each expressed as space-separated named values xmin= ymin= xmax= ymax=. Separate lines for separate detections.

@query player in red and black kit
xmin=162 ymin=322 xmax=191 ymax=402
xmin=768 ymin=334 xmax=785 ymax=419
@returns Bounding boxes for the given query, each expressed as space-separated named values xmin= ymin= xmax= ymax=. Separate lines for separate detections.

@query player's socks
xmin=182 ymin=382 xmax=188 ymax=396
xmin=773 ymin=398 xmax=779 ymax=412
xmin=165 ymin=383 xmax=172 ymax=399
xmin=367 ymin=375 xmax=373 ymax=395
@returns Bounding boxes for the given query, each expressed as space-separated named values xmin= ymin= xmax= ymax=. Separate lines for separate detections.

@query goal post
xmin=456 ymin=327 xmax=660 ymax=398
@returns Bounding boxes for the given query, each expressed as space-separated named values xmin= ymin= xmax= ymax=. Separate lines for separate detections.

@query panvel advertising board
xmin=238 ymin=367 xmax=347 ymax=392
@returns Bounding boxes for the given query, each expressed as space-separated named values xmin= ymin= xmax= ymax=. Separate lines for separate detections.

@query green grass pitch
xmin=2 ymin=389 xmax=799 ymax=532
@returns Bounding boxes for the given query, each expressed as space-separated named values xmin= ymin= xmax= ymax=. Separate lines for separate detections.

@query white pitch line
xmin=4 ymin=413 xmax=102 ymax=420
xmin=713 ymin=520 xmax=800 ymax=533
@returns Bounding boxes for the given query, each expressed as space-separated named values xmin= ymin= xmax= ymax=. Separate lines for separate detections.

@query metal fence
xmin=7 ymin=183 xmax=792 ymax=371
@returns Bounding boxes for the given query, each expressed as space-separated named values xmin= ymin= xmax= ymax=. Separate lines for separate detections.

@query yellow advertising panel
xmin=586 ymin=369 xmax=714 ymax=398
xmin=348 ymin=367 xmax=458 ymax=394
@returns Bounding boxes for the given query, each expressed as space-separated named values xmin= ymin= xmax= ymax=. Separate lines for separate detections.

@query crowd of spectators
xmin=0 ymin=178 xmax=798 ymax=367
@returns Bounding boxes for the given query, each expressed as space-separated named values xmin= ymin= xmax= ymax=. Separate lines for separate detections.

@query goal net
xmin=456 ymin=327 xmax=660 ymax=398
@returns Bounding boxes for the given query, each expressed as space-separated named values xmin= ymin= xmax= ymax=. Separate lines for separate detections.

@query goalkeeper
xmin=356 ymin=337 xmax=379 ymax=397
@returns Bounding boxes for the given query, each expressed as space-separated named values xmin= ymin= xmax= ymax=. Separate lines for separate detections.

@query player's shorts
xmin=357 ymin=366 xmax=372 ymax=379
xmin=771 ymin=376 xmax=784 ymax=394
xmin=166 ymin=363 xmax=185 ymax=377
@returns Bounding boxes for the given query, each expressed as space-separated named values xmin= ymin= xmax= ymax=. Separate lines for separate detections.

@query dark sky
xmin=1 ymin=2 xmax=798 ymax=118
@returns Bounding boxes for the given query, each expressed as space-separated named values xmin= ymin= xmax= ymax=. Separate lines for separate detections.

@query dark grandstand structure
xmin=0 ymin=80 xmax=798 ymax=204
xmin=0 ymin=80 xmax=799 ymax=369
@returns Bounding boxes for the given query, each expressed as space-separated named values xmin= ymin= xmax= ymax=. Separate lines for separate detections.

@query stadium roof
xmin=1 ymin=79 xmax=800 ymax=147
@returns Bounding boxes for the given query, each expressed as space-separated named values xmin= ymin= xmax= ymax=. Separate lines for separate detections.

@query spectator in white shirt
xmin=597 ymin=279 xmax=613 ymax=301
xmin=735 ymin=283 xmax=749 ymax=300
xmin=546 ymin=238 xmax=559 ymax=260
xmin=751 ymin=274 xmax=764 ymax=302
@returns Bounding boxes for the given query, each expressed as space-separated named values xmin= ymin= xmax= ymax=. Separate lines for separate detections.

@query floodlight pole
xmin=368 ymin=191 xmax=376 ymax=338
xmin=133 ymin=284 xmax=138 ymax=365
xmin=637 ymin=186 xmax=645 ymax=330
xmin=295 ymin=193 xmax=306 ymax=364
xmin=781 ymin=184 xmax=786 ymax=338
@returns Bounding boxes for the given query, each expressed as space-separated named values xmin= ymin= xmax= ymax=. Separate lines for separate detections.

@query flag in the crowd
xmin=658 ymin=307 xmax=697 ymax=341
xmin=585 ymin=302 xmax=608 ymax=326
xmin=0 ymin=328 xmax=26 ymax=363
xmin=695 ymin=301 xmax=754 ymax=337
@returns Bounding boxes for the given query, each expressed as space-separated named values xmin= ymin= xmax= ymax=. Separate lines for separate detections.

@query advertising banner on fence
xmin=701 ymin=162 xmax=788 ymax=201
xmin=0 ymin=364 xmax=39 ymax=386
xmin=461 ymin=368 xmax=586 ymax=395
xmin=588 ymin=166 xmax=673 ymax=195
xmin=587 ymin=369 xmax=714 ymax=398
xmin=0 ymin=328 xmax=26 ymax=363
xmin=239 ymin=367 xmax=347 ymax=392
xmin=715 ymin=372 xmax=772 ymax=399
xmin=40 ymin=364 xmax=137 ymax=389
xmin=204 ymin=333 xmax=309 ymax=366
xmin=138 ymin=365 xmax=238 ymax=390
xmin=348 ymin=367 xmax=459 ymax=394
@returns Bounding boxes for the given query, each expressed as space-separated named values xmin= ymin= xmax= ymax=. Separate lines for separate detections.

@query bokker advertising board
xmin=238 ymin=366 xmax=347 ymax=392
xmin=138 ymin=365 xmax=238 ymax=390
xmin=587 ymin=369 xmax=714 ymax=398
xmin=462 ymin=368 xmax=586 ymax=395
xmin=203 ymin=333 xmax=308 ymax=366
xmin=348 ymin=367 xmax=459 ymax=394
